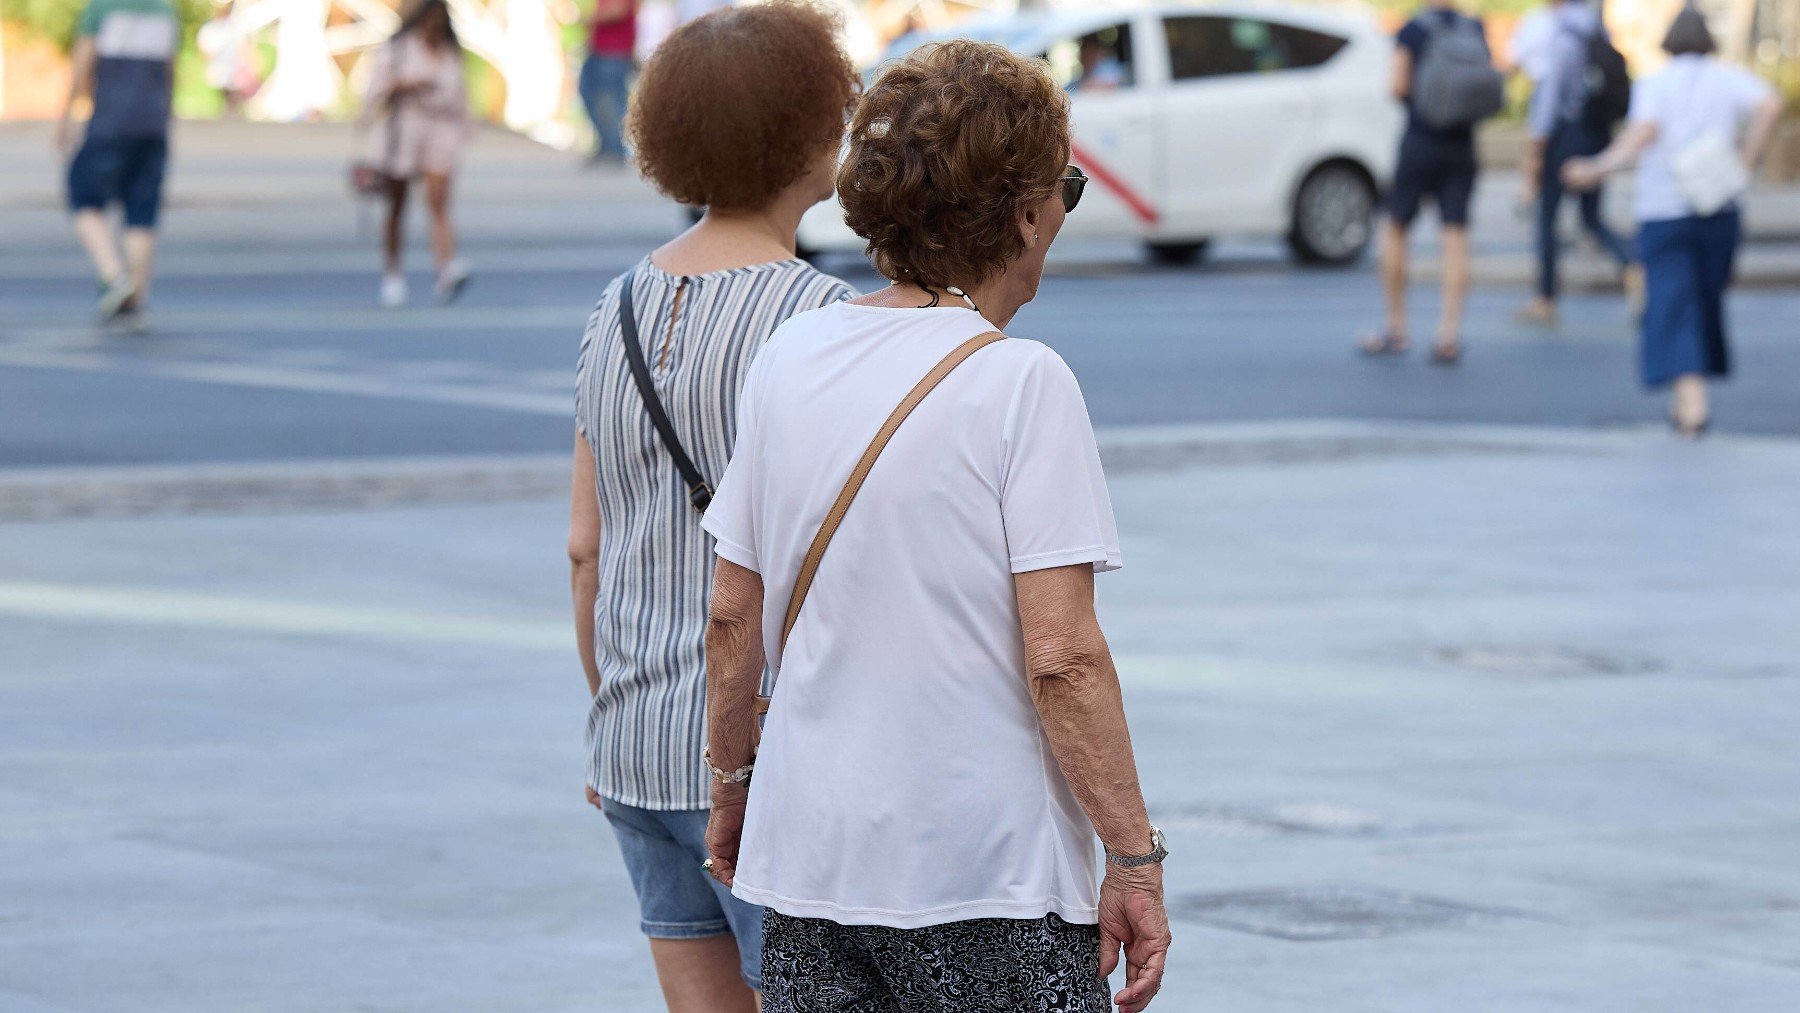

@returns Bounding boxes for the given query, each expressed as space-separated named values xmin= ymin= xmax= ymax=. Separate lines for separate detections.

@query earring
xmin=1031 ymin=232 xmax=1040 ymax=245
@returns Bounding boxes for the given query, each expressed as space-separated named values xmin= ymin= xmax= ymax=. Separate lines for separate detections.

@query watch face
xmin=1151 ymin=826 xmax=1167 ymax=855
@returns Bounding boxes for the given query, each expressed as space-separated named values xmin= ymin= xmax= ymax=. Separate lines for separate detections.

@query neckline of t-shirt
xmin=639 ymin=256 xmax=808 ymax=285
xmin=835 ymin=302 xmax=988 ymax=319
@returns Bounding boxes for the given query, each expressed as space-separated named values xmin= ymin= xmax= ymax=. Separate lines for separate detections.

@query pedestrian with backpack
xmin=1360 ymin=0 xmax=1502 ymax=365
xmin=1516 ymin=0 xmax=1641 ymax=326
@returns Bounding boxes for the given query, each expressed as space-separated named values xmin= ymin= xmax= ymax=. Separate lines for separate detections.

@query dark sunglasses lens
xmin=1062 ymin=175 xmax=1087 ymax=213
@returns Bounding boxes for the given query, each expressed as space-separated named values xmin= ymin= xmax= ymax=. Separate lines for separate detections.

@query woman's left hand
xmin=704 ymin=784 xmax=749 ymax=887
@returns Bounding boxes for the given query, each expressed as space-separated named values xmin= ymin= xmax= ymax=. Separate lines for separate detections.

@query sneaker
xmin=436 ymin=258 xmax=471 ymax=304
xmin=95 ymin=276 xmax=137 ymax=323
xmin=380 ymin=273 xmax=408 ymax=309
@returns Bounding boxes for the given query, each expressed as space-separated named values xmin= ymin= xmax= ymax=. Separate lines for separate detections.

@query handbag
xmin=1672 ymin=131 xmax=1749 ymax=217
xmin=349 ymin=42 xmax=405 ymax=197
xmin=753 ymin=328 xmax=1006 ymax=716
xmin=1669 ymin=62 xmax=1750 ymax=217
xmin=617 ymin=266 xmax=716 ymax=512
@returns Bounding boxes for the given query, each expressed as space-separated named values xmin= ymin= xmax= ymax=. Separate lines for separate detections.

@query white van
xmin=801 ymin=3 xmax=1405 ymax=265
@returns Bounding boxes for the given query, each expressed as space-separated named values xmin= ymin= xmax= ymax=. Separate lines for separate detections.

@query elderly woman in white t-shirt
xmin=698 ymin=40 xmax=1171 ymax=1013
xmin=1563 ymin=9 xmax=1781 ymax=437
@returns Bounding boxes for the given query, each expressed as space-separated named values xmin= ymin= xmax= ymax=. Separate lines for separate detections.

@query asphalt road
xmin=3 ymin=121 xmax=1797 ymax=469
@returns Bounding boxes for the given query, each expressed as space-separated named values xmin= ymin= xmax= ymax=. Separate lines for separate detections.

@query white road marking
xmin=0 ymin=346 xmax=569 ymax=416
xmin=0 ymin=580 xmax=567 ymax=649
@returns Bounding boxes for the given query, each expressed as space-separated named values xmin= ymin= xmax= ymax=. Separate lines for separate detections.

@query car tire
xmin=1146 ymin=240 xmax=1210 ymax=266
xmin=1288 ymin=162 xmax=1375 ymax=266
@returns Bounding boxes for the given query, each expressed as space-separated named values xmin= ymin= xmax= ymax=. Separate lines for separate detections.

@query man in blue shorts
xmin=55 ymin=0 xmax=178 ymax=330
xmin=1361 ymin=0 xmax=1486 ymax=364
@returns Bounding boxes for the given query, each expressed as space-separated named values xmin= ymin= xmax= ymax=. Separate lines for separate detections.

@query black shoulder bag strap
xmin=618 ymin=267 xmax=713 ymax=512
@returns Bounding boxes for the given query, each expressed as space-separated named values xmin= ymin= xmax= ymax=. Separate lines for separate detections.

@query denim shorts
xmin=67 ymin=135 xmax=169 ymax=229
xmin=1387 ymin=131 xmax=1477 ymax=228
xmin=602 ymin=799 xmax=764 ymax=989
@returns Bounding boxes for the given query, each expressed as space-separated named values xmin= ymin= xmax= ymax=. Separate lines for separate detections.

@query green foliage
xmin=1 ymin=0 xmax=212 ymax=51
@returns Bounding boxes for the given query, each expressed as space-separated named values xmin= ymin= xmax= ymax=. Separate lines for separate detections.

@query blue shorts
xmin=1387 ymin=131 xmax=1477 ymax=228
xmin=67 ymin=135 xmax=169 ymax=229
xmin=602 ymin=799 xmax=764 ymax=990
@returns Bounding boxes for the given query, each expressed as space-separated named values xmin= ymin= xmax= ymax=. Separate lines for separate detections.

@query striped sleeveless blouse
xmin=575 ymin=257 xmax=855 ymax=809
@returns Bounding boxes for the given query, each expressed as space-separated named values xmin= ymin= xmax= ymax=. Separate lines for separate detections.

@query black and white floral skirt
xmin=761 ymin=910 xmax=1110 ymax=1012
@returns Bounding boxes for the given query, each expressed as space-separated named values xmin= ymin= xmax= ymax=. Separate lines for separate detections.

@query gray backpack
xmin=1412 ymin=16 xmax=1505 ymax=130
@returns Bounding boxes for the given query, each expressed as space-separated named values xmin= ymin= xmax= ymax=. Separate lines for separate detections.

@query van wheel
xmin=1146 ymin=240 xmax=1210 ymax=266
xmin=1288 ymin=162 xmax=1375 ymax=265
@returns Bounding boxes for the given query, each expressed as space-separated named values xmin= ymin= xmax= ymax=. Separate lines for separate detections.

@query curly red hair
xmin=838 ymin=40 xmax=1070 ymax=286
xmin=628 ymin=2 xmax=857 ymax=211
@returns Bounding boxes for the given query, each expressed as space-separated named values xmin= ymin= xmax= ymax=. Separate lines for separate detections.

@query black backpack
xmin=1578 ymin=29 xmax=1631 ymax=132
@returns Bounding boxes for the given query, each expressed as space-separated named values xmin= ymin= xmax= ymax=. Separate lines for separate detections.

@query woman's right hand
xmin=1098 ymin=864 xmax=1171 ymax=1012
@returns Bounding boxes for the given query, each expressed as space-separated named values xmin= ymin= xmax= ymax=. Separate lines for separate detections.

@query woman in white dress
xmin=362 ymin=0 xmax=472 ymax=308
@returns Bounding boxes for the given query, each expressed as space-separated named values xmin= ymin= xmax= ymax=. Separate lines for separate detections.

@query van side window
xmin=1164 ymin=16 xmax=1346 ymax=81
xmin=1044 ymin=23 xmax=1135 ymax=91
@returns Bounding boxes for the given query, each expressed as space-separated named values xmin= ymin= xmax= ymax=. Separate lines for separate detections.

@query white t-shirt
xmin=701 ymin=301 xmax=1122 ymax=929
xmin=1629 ymin=55 xmax=1775 ymax=223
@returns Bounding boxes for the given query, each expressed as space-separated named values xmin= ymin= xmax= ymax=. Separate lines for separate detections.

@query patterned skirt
xmin=761 ymin=910 xmax=1110 ymax=1012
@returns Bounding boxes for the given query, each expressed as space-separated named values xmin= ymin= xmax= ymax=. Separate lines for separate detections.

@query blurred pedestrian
xmin=565 ymin=4 xmax=858 ymax=1009
xmin=1516 ymin=0 xmax=1638 ymax=325
xmin=55 ymin=0 xmax=178 ymax=331
xmin=197 ymin=2 xmax=257 ymax=117
xmin=1507 ymin=2 xmax=1556 ymax=83
xmin=1070 ymin=32 xmax=1128 ymax=91
xmin=578 ymin=0 xmax=635 ymax=164
xmin=1361 ymin=0 xmax=1501 ymax=364
xmin=362 ymin=0 xmax=471 ymax=309
xmin=1562 ymin=8 xmax=1781 ymax=437
xmin=699 ymin=40 xmax=1171 ymax=1013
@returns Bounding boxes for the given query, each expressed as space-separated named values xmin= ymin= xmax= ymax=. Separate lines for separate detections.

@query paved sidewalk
xmin=3 ymin=420 xmax=1798 ymax=1011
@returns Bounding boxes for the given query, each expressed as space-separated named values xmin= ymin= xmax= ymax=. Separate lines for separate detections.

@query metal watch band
xmin=1105 ymin=826 xmax=1168 ymax=868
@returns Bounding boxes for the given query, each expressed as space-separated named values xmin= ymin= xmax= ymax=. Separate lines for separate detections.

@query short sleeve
xmin=1627 ymin=75 xmax=1665 ymax=126
xmin=574 ymin=281 xmax=620 ymax=441
xmin=700 ymin=350 xmax=765 ymax=573
xmin=1725 ymin=65 xmax=1776 ymax=118
xmin=999 ymin=347 xmax=1122 ymax=574
xmin=1395 ymin=19 xmax=1424 ymax=57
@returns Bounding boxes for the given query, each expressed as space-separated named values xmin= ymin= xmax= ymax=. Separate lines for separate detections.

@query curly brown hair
xmin=838 ymin=40 xmax=1070 ymax=287
xmin=627 ymin=2 xmax=857 ymax=212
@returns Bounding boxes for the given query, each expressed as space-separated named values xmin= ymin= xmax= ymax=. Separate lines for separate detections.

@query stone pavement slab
xmin=3 ymin=420 xmax=1798 ymax=1010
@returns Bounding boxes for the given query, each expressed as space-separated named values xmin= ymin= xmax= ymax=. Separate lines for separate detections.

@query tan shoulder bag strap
xmin=753 ymin=329 xmax=1005 ymax=715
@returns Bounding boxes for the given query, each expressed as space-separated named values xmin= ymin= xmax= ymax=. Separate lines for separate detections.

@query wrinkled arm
xmin=1018 ymin=564 xmax=1169 ymax=1011
xmin=1015 ymin=564 xmax=1152 ymax=857
xmin=568 ymin=431 xmax=602 ymax=697
xmin=705 ymin=558 xmax=764 ymax=779
xmin=701 ymin=558 xmax=763 ymax=886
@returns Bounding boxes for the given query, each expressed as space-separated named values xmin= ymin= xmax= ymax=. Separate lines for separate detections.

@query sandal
xmin=1358 ymin=329 xmax=1409 ymax=357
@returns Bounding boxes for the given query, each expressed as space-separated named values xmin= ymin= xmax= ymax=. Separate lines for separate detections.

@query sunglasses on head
xmin=1062 ymin=166 xmax=1088 ymax=213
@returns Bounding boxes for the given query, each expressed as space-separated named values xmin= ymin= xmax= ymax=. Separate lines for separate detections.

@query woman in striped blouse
xmin=566 ymin=4 xmax=858 ymax=1009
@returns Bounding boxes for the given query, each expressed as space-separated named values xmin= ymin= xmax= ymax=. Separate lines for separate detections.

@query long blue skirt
xmin=1637 ymin=209 xmax=1741 ymax=388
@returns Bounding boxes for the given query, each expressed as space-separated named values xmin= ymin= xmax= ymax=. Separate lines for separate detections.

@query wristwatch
xmin=1105 ymin=826 xmax=1168 ymax=868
